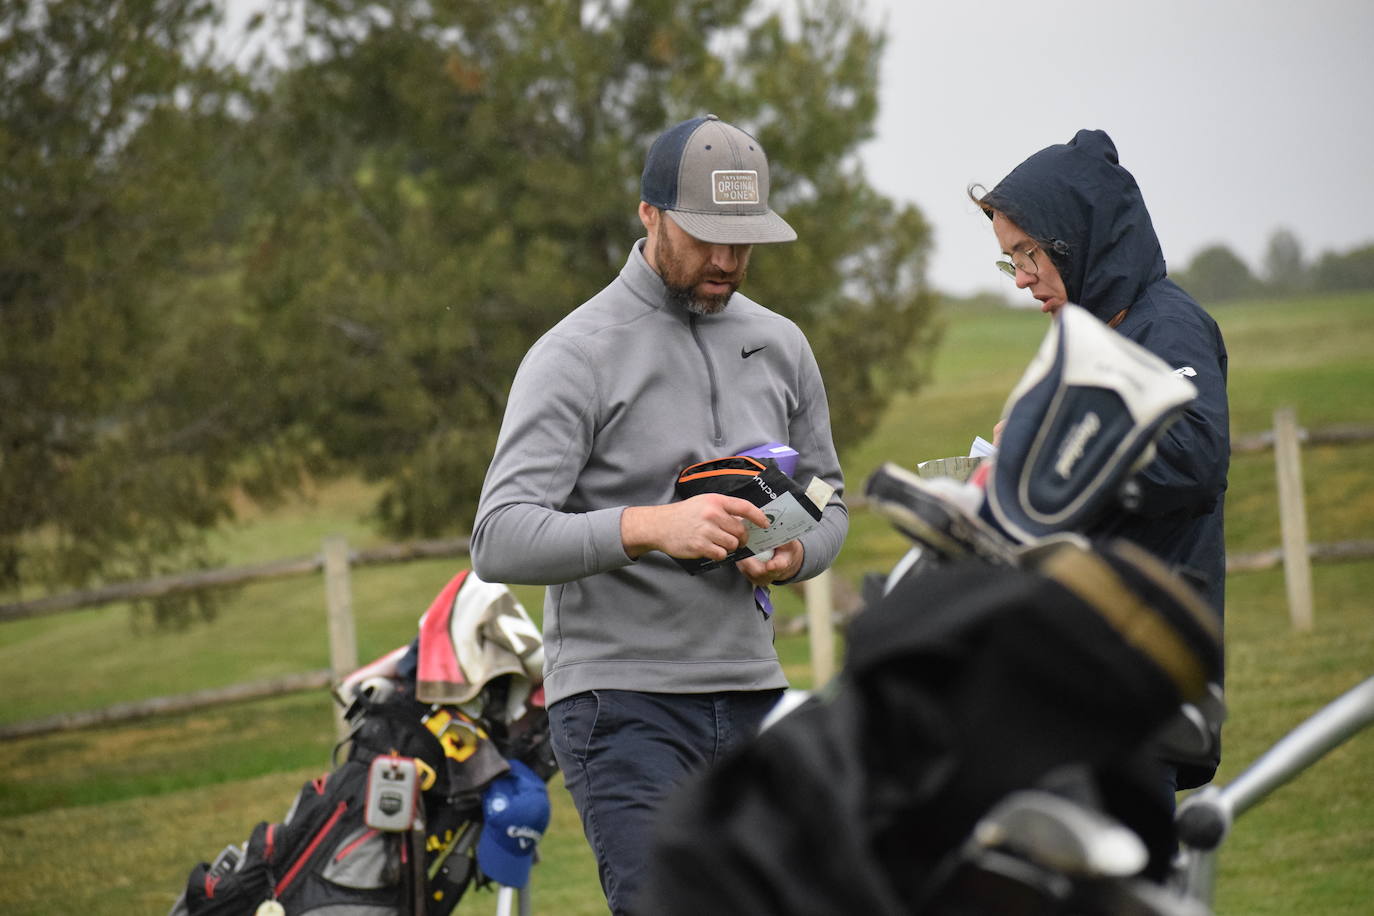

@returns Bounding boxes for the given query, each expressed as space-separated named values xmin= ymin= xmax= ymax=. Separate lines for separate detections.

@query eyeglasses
xmin=995 ymin=245 xmax=1041 ymax=279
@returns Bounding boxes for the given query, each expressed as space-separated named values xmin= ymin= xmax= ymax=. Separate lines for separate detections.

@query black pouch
xmin=675 ymin=455 xmax=776 ymax=500
xmin=672 ymin=455 xmax=820 ymax=574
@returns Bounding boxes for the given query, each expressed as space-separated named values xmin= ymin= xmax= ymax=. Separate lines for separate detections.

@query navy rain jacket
xmin=984 ymin=129 xmax=1230 ymax=620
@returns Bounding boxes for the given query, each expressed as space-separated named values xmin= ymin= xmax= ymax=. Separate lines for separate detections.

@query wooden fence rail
xmin=0 ymin=537 xmax=471 ymax=625
xmin=0 ymin=671 xmax=332 ymax=741
xmin=1231 ymin=422 xmax=1374 ymax=454
xmin=1227 ymin=539 xmax=1374 ymax=574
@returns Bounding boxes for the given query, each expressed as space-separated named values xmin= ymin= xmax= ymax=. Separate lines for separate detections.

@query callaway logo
xmin=1054 ymin=412 xmax=1102 ymax=480
xmin=506 ymin=824 xmax=544 ymax=849
xmin=741 ymin=345 xmax=767 ymax=359
xmin=1173 ymin=366 xmax=1198 ymax=377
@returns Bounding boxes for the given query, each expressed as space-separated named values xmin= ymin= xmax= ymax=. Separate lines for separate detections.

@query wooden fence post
xmin=323 ymin=535 xmax=359 ymax=738
xmin=804 ymin=569 xmax=835 ymax=687
xmin=1273 ymin=407 xmax=1315 ymax=631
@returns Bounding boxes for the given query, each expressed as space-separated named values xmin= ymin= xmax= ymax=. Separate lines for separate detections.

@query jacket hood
xmin=983 ymin=129 xmax=1166 ymax=321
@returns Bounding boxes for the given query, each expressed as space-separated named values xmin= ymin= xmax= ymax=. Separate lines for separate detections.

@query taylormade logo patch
xmin=713 ymin=170 xmax=760 ymax=205
xmin=1055 ymin=412 xmax=1101 ymax=479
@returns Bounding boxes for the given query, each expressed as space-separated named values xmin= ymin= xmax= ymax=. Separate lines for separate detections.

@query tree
xmin=1309 ymin=243 xmax=1374 ymax=293
xmin=1174 ymin=244 xmax=1260 ymax=304
xmin=240 ymin=0 xmax=938 ymax=540
xmin=0 ymin=0 xmax=311 ymax=614
xmin=1261 ymin=227 xmax=1306 ymax=295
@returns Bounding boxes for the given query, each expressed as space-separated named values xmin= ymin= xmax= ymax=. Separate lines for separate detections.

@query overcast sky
xmin=862 ymin=0 xmax=1374 ymax=297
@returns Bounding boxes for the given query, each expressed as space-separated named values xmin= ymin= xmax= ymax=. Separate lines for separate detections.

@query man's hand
xmin=735 ymin=539 xmax=804 ymax=588
xmin=621 ymin=494 xmax=771 ymax=561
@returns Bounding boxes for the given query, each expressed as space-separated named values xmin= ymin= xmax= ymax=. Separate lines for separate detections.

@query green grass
xmin=3 ymin=292 xmax=1373 ymax=914
xmin=1212 ymin=564 xmax=1374 ymax=914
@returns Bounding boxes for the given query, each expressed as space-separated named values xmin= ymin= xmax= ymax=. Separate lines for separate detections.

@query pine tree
xmin=241 ymin=0 xmax=938 ymax=539
xmin=0 ymin=0 xmax=288 ymax=616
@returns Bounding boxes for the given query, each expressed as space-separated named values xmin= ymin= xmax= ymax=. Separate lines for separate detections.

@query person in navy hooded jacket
xmin=971 ymin=129 xmax=1230 ymax=790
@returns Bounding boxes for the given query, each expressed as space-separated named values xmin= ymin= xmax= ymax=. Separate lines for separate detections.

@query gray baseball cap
xmin=640 ymin=114 xmax=797 ymax=245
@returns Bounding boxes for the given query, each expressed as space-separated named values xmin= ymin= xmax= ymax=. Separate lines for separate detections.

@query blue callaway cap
xmin=476 ymin=759 xmax=550 ymax=889
xmin=641 ymin=114 xmax=797 ymax=245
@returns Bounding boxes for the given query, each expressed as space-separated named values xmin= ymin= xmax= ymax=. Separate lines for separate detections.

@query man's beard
xmin=666 ymin=283 xmax=731 ymax=316
xmin=656 ymin=222 xmax=745 ymax=315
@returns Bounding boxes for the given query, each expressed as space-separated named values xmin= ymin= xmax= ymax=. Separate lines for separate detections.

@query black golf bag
xmin=644 ymin=305 xmax=1224 ymax=915
xmin=169 ymin=570 xmax=556 ymax=916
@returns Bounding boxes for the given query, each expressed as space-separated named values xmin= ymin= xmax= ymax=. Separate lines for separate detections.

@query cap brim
xmin=665 ymin=209 xmax=797 ymax=245
xmin=477 ymin=827 xmax=535 ymax=889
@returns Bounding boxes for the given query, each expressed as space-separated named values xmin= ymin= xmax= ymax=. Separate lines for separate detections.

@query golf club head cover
xmin=986 ymin=304 xmax=1198 ymax=543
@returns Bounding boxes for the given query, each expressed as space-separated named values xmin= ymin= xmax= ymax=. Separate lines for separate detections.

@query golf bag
xmin=169 ymin=570 xmax=556 ymax=916
xmin=644 ymin=305 xmax=1224 ymax=915
xmin=866 ymin=305 xmax=1226 ymax=789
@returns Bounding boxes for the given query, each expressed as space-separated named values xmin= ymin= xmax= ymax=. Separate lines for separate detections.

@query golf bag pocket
xmin=987 ymin=304 xmax=1197 ymax=543
xmin=175 ymin=823 xmax=273 ymax=915
xmin=319 ymin=825 xmax=402 ymax=890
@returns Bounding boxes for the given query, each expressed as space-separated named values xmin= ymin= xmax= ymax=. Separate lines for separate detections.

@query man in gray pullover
xmin=470 ymin=114 xmax=848 ymax=914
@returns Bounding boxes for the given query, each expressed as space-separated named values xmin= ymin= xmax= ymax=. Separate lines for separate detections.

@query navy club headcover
xmin=988 ymin=305 xmax=1197 ymax=543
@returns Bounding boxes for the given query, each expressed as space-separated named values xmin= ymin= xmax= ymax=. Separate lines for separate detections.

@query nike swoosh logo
xmin=741 ymin=345 xmax=768 ymax=359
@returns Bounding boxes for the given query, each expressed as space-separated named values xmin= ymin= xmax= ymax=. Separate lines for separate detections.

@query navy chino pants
xmin=549 ymin=688 xmax=784 ymax=916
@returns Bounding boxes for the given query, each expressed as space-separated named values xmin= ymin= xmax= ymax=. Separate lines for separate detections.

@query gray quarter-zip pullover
xmin=470 ymin=241 xmax=848 ymax=705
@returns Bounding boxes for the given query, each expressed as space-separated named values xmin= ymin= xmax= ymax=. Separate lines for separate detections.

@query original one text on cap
xmin=640 ymin=114 xmax=797 ymax=245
